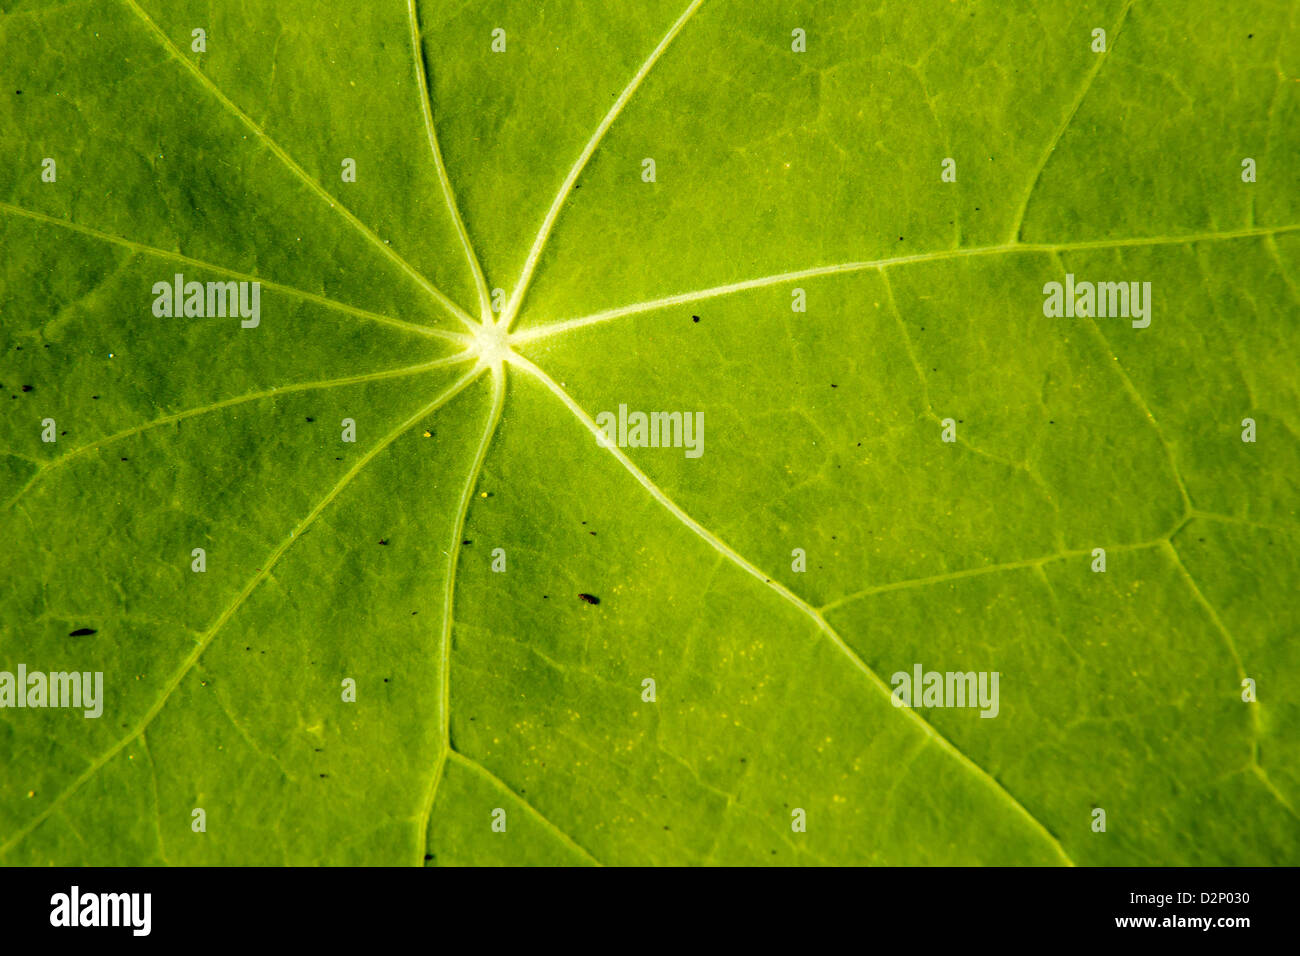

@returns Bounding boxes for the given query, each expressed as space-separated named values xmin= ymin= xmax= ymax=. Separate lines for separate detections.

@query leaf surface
xmin=1 ymin=0 xmax=1297 ymax=865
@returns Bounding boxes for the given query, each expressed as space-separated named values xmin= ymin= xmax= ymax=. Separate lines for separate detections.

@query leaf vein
xmin=0 ymin=366 xmax=484 ymax=860
xmin=512 ymin=355 xmax=1076 ymax=866
xmin=407 ymin=0 xmax=493 ymax=320
xmin=3 ymin=354 xmax=475 ymax=512
xmin=0 ymin=200 xmax=468 ymax=343
xmin=447 ymin=750 xmax=602 ymax=866
xmin=416 ymin=368 xmax=505 ymax=864
xmin=512 ymin=225 xmax=1300 ymax=345
xmin=117 ymin=0 xmax=478 ymax=331
xmin=502 ymin=0 xmax=706 ymax=328
xmin=1006 ymin=0 xmax=1137 ymax=242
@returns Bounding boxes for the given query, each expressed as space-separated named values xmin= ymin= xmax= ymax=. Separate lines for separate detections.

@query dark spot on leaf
xmin=305 ymin=417 xmax=314 ymax=422
xmin=378 ymin=539 xmax=388 ymax=545
xmin=692 ymin=315 xmax=700 ymax=323
xmin=21 ymin=385 xmax=33 ymax=392
xmin=69 ymin=627 xmax=97 ymax=636
xmin=578 ymin=593 xmax=600 ymax=605
xmin=92 ymin=395 xmax=99 ymax=400
xmin=462 ymin=539 xmax=471 ymax=545
xmin=424 ymin=854 xmax=433 ymax=861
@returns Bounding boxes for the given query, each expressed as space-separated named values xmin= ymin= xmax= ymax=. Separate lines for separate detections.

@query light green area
xmin=0 ymin=0 xmax=1296 ymax=865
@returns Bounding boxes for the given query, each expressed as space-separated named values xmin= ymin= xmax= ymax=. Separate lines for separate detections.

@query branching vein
xmin=0 ymin=365 xmax=485 ymax=860
xmin=118 ymin=0 xmax=478 ymax=331
xmin=3 ymin=353 xmax=476 ymax=512
xmin=502 ymin=0 xmax=706 ymax=329
xmin=511 ymin=355 xmax=1076 ymax=866
xmin=0 ymin=200 xmax=470 ymax=343
xmin=417 ymin=367 xmax=505 ymax=864
xmin=511 ymin=225 xmax=1300 ymax=345
xmin=407 ymin=0 xmax=493 ymax=321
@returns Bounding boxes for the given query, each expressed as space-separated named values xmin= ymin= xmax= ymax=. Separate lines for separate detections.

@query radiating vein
xmin=407 ymin=0 xmax=493 ymax=320
xmin=502 ymin=0 xmax=706 ymax=329
xmin=417 ymin=367 xmax=505 ymax=864
xmin=117 ymin=0 xmax=478 ymax=332
xmin=512 ymin=225 xmax=1300 ymax=345
xmin=3 ymin=353 xmax=475 ymax=512
xmin=0 ymin=200 xmax=470 ymax=343
xmin=0 ymin=365 xmax=484 ymax=860
xmin=511 ymin=355 xmax=1075 ymax=866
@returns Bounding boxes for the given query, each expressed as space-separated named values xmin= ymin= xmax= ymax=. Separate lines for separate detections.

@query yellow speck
xmin=422 ymin=430 xmax=432 ymax=438
xmin=479 ymin=491 xmax=488 ymax=498
xmin=26 ymin=791 xmax=34 ymax=798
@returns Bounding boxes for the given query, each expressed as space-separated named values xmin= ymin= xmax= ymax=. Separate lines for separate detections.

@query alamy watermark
xmin=152 ymin=272 xmax=261 ymax=328
xmin=890 ymin=664 xmax=999 ymax=718
xmin=0 ymin=664 xmax=103 ymax=718
xmin=50 ymin=886 xmax=150 ymax=936
xmin=1043 ymin=274 xmax=1152 ymax=328
xmin=595 ymin=405 xmax=704 ymax=458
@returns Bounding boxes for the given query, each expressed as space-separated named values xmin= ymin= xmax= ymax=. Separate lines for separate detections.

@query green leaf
xmin=1 ymin=0 xmax=1296 ymax=866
